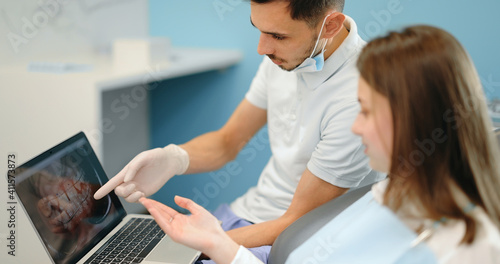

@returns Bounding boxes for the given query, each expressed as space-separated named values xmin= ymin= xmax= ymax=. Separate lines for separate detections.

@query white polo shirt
xmin=230 ymin=16 xmax=385 ymax=224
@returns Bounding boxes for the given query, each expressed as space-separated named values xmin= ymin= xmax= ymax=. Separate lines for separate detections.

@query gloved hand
xmin=93 ymin=144 xmax=189 ymax=203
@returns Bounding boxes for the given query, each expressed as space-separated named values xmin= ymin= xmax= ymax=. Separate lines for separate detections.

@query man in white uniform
xmin=95 ymin=0 xmax=385 ymax=263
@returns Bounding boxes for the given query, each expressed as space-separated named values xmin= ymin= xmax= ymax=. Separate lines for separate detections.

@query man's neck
xmin=323 ymin=25 xmax=349 ymax=61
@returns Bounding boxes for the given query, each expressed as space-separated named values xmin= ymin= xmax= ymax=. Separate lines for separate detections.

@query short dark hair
xmin=250 ymin=0 xmax=345 ymax=27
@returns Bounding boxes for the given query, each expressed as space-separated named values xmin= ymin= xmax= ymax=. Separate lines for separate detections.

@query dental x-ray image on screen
xmin=15 ymin=136 xmax=122 ymax=264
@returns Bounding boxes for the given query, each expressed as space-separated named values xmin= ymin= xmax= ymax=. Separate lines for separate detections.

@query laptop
xmin=14 ymin=132 xmax=201 ymax=264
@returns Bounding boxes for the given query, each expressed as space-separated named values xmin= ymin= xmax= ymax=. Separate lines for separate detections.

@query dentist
xmin=95 ymin=1 xmax=384 ymax=263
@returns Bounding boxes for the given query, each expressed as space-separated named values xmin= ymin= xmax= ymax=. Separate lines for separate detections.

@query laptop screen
xmin=14 ymin=132 xmax=126 ymax=264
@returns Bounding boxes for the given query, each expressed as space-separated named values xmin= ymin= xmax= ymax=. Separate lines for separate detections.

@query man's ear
xmin=323 ymin=12 xmax=346 ymax=38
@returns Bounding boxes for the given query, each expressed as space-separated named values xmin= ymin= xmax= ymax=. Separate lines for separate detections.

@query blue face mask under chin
xmin=293 ymin=13 xmax=332 ymax=73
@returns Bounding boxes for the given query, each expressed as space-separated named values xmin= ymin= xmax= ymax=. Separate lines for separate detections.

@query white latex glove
xmin=93 ymin=144 xmax=189 ymax=203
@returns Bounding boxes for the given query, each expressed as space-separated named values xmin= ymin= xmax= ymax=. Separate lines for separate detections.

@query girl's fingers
xmin=174 ymin=196 xmax=205 ymax=215
xmin=142 ymin=197 xmax=179 ymax=217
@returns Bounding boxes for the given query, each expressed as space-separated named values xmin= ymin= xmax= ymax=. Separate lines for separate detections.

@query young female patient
xmin=140 ymin=25 xmax=500 ymax=264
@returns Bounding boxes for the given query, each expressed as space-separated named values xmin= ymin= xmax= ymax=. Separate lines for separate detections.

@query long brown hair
xmin=357 ymin=25 xmax=500 ymax=243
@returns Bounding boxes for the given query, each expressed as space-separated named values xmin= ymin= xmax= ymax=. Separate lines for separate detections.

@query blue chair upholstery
xmin=268 ymin=184 xmax=373 ymax=264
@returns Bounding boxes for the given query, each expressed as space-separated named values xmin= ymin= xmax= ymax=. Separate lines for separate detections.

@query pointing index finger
xmin=93 ymin=167 xmax=127 ymax=200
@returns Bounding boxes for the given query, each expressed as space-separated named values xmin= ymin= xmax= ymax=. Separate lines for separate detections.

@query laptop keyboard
xmin=84 ymin=217 xmax=165 ymax=264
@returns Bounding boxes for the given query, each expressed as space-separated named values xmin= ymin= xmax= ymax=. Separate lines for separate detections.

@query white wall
xmin=0 ymin=1 xmax=149 ymax=261
xmin=0 ymin=0 xmax=149 ymax=66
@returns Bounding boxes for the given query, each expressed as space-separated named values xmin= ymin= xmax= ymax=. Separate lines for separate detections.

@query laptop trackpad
xmin=143 ymin=236 xmax=201 ymax=264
